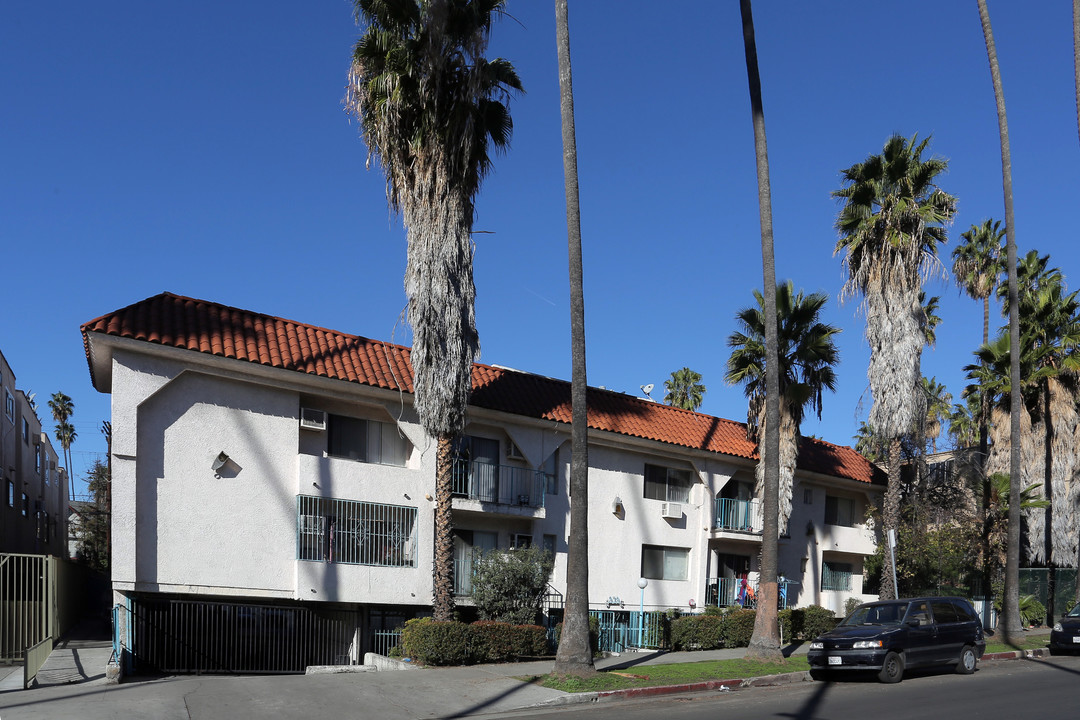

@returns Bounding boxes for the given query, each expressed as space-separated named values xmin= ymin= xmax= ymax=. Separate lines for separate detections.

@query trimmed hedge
xmin=779 ymin=605 xmax=839 ymax=640
xmin=670 ymin=608 xmax=756 ymax=650
xmin=400 ymin=618 xmax=548 ymax=665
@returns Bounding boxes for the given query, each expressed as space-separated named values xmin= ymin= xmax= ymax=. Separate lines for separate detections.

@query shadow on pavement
xmin=778 ymin=678 xmax=831 ymax=720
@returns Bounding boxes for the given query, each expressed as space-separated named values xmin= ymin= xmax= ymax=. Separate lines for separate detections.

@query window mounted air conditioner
xmin=506 ymin=440 xmax=525 ymax=461
xmin=300 ymin=407 xmax=327 ymax=431
xmin=660 ymin=502 xmax=682 ymax=520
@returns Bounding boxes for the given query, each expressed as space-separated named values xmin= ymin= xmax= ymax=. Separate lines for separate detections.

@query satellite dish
xmin=640 ymin=384 xmax=654 ymax=400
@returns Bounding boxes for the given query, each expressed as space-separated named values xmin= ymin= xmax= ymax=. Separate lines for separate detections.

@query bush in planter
xmin=800 ymin=605 xmax=839 ymax=639
xmin=470 ymin=546 xmax=555 ymax=626
xmin=671 ymin=614 xmax=725 ymax=650
xmin=401 ymin=618 xmax=472 ymax=665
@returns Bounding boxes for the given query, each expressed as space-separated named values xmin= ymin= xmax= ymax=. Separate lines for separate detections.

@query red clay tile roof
xmin=82 ymin=292 xmax=883 ymax=486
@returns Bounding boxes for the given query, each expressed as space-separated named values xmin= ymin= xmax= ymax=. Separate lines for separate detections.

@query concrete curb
xmin=982 ymin=647 xmax=1051 ymax=661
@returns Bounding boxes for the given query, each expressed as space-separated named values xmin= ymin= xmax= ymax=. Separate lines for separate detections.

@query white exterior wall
xmin=103 ymin=339 xmax=881 ymax=617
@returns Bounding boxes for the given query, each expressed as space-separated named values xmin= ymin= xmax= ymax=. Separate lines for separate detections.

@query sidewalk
xmin=0 ymin=630 xmax=1052 ymax=720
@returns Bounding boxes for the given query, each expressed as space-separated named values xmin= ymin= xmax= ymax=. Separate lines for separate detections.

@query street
xmin=486 ymin=655 xmax=1080 ymax=720
xmin=2 ymin=654 xmax=1077 ymax=719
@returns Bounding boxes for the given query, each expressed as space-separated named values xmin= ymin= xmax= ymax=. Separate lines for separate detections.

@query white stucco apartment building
xmin=82 ymin=292 xmax=883 ymax=672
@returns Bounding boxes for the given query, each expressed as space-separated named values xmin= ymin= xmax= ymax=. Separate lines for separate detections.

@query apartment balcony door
xmin=453 ymin=530 xmax=497 ymax=596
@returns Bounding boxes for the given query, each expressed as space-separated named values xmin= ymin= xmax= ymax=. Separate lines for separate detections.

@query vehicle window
xmin=951 ymin=600 xmax=977 ymax=622
xmin=1067 ymin=604 xmax=1080 ymax=618
xmin=840 ymin=603 xmax=904 ymax=626
xmin=906 ymin=601 xmax=932 ymax=627
xmin=931 ymin=602 xmax=958 ymax=623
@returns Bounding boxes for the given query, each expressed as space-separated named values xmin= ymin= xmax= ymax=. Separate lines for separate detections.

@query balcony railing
xmin=451 ymin=459 xmax=547 ymax=509
xmin=714 ymin=498 xmax=762 ymax=533
xmin=705 ymin=576 xmax=792 ymax=610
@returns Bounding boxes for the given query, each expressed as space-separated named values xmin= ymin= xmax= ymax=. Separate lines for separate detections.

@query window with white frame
xmin=3 ymin=390 xmax=12 ymax=422
xmin=327 ymin=415 xmax=409 ymax=466
xmin=641 ymin=544 xmax=689 ymax=581
xmin=644 ymin=464 xmax=692 ymax=503
xmin=824 ymin=495 xmax=856 ymax=527
xmin=296 ymin=495 xmax=417 ymax=567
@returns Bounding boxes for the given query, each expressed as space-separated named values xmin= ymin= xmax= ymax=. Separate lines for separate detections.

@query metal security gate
xmin=125 ymin=597 xmax=361 ymax=674
xmin=1 ymin=554 xmax=57 ymax=663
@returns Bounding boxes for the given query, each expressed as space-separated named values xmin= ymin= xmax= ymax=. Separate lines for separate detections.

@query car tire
xmin=877 ymin=651 xmax=904 ymax=683
xmin=956 ymin=645 xmax=977 ymax=674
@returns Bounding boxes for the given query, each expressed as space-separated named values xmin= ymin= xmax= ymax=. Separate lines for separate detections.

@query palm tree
xmin=48 ymin=392 xmax=75 ymax=498
xmin=952 ymin=218 xmax=1004 ymax=605
xmin=976 ymin=0 xmax=1024 ymax=646
xmin=920 ymin=376 xmax=952 ymax=454
xmin=738 ymin=0 xmax=783 ymax=662
xmin=920 ymin=293 xmax=943 ymax=348
xmin=726 ymin=282 xmax=840 ymax=535
xmin=833 ymin=133 xmax=957 ymax=600
xmin=553 ymin=0 xmax=594 ymax=676
xmin=853 ymin=421 xmax=885 ymax=464
xmin=346 ymin=0 xmax=522 ymax=621
xmin=663 ymin=368 xmax=706 ymax=411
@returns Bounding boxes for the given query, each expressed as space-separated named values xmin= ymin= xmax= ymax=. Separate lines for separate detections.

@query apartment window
xmin=543 ymin=534 xmax=557 ymax=555
xmin=644 ymin=464 xmax=692 ymax=503
xmin=297 ymin=495 xmax=417 ymax=567
xmin=511 ymin=533 xmax=532 ymax=549
xmin=41 ymin=512 xmax=49 ymax=544
xmin=4 ymin=390 xmax=13 ymax=422
xmin=803 ymin=488 xmax=813 ymax=504
xmin=327 ymin=415 xmax=409 ymax=466
xmin=822 ymin=560 xmax=853 ymax=591
xmin=542 ymin=448 xmax=559 ymax=495
xmin=641 ymin=544 xmax=689 ymax=581
xmin=35 ymin=448 xmax=41 ymax=474
xmin=22 ymin=418 xmax=29 ymax=444
xmin=6 ymin=480 xmax=12 ymax=507
xmin=21 ymin=493 xmax=29 ymax=518
xmin=824 ymin=495 xmax=856 ymax=527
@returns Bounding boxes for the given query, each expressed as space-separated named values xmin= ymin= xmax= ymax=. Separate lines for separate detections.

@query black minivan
xmin=807 ymin=596 xmax=985 ymax=683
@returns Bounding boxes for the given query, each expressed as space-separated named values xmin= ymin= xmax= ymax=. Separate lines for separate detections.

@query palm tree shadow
xmin=777 ymin=679 xmax=831 ymax=720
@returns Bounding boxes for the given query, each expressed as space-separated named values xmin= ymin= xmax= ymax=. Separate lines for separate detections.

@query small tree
xmin=75 ymin=458 xmax=110 ymax=572
xmin=470 ymin=546 xmax=554 ymax=626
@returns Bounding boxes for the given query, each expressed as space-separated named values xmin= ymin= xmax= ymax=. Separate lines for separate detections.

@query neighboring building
xmin=82 ymin=292 xmax=884 ymax=672
xmin=0 ymin=349 xmax=68 ymax=556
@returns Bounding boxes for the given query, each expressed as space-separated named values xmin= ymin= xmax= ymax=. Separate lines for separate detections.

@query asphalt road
xmin=487 ymin=654 xmax=1080 ymax=720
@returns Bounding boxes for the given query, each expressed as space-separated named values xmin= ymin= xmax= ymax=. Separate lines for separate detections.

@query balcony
xmin=714 ymin=498 xmax=762 ymax=534
xmin=705 ymin=576 xmax=792 ymax=610
xmin=451 ymin=459 xmax=547 ymax=516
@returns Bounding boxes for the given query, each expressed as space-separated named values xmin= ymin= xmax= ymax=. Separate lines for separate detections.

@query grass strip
xmin=523 ymin=657 xmax=810 ymax=693
xmin=984 ymin=635 xmax=1050 ymax=654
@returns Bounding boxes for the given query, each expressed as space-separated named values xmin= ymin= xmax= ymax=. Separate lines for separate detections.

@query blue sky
xmin=3 ymin=2 xmax=1078 ymax=498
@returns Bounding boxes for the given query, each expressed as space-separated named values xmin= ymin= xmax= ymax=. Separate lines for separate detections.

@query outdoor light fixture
xmin=212 ymin=452 xmax=230 ymax=473
xmin=612 ymin=496 xmax=624 ymax=515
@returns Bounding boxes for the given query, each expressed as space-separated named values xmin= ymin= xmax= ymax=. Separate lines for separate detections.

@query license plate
xmin=828 ymin=656 xmax=842 ymax=665
xmin=1072 ymin=637 xmax=1080 ymax=644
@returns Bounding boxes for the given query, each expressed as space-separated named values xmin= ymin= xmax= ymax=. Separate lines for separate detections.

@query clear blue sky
xmin=3 ymin=2 xmax=1078 ymax=498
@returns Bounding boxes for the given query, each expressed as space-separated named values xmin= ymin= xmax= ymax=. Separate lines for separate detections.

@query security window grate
xmin=297 ymin=495 xmax=417 ymax=567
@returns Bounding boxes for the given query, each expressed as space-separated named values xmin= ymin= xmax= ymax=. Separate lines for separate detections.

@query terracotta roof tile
xmin=81 ymin=292 xmax=882 ymax=485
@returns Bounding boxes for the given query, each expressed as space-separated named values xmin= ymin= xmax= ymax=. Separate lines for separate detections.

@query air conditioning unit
xmin=661 ymin=502 xmax=682 ymax=520
xmin=300 ymin=407 xmax=327 ymax=431
xmin=506 ymin=440 xmax=525 ymax=461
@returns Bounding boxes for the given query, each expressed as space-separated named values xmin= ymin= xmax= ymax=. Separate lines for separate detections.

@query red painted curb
xmin=593 ymin=673 xmax=810 ymax=702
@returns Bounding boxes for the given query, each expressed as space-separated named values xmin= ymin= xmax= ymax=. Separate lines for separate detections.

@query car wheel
xmin=956 ymin=645 xmax=977 ymax=674
xmin=877 ymin=651 xmax=904 ymax=683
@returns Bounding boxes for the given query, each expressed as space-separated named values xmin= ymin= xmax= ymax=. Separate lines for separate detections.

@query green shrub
xmin=800 ymin=605 xmax=839 ymax=639
xmin=725 ymin=609 xmax=756 ymax=647
xmin=469 ymin=621 xmax=548 ymax=661
xmin=401 ymin=618 xmax=472 ymax=665
xmin=1019 ymin=595 xmax=1047 ymax=627
xmin=470 ymin=547 xmax=554 ymax=625
xmin=671 ymin=614 xmax=725 ymax=650
xmin=844 ymin=597 xmax=863 ymax=618
xmin=780 ymin=605 xmax=839 ymax=640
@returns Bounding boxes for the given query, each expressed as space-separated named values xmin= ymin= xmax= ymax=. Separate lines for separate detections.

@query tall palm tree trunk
xmin=880 ymin=438 xmax=902 ymax=600
xmin=980 ymin=293 xmax=993 ymax=615
xmin=1072 ymin=0 xmax=1080 ymax=607
xmin=977 ymin=0 xmax=1023 ymax=645
xmin=553 ymin=0 xmax=594 ymax=676
xmin=433 ymin=434 xmax=456 ymax=620
xmin=740 ymin=0 xmax=782 ymax=662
